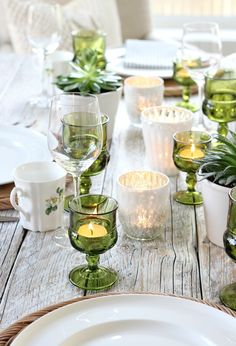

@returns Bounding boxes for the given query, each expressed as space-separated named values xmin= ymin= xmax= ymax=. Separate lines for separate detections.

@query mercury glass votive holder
xmin=124 ymin=76 xmax=164 ymax=127
xmin=117 ymin=171 xmax=170 ymax=241
xmin=68 ymin=194 xmax=118 ymax=290
xmin=141 ymin=106 xmax=193 ymax=176
xmin=173 ymin=131 xmax=212 ymax=205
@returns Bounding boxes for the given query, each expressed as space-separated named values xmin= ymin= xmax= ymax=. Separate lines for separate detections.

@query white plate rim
xmin=0 ymin=125 xmax=51 ymax=185
xmin=11 ymin=293 xmax=236 ymax=346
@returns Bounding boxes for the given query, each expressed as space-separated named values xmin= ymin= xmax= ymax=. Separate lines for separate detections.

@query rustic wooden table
xmin=0 ymin=54 xmax=235 ymax=329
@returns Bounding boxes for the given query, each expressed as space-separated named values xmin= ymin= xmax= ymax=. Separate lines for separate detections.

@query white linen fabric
xmin=3 ymin=0 xmax=122 ymax=53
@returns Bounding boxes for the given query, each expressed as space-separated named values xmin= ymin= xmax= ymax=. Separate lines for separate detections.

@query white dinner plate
xmin=0 ymin=126 xmax=51 ymax=185
xmin=106 ymin=48 xmax=173 ymax=79
xmin=12 ymin=294 xmax=236 ymax=346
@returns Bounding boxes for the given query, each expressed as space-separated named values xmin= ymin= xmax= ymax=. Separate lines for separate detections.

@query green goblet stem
xmin=182 ymin=86 xmax=190 ymax=103
xmin=218 ymin=123 xmax=228 ymax=137
xmin=80 ymin=176 xmax=92 ymax=195
xmin=86 ymin=254 xmax=100 ymax=270
xmin=186 ymin=172 xmax=197 ymax=193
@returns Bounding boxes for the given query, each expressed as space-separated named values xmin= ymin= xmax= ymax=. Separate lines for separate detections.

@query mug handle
xmin=10 ymin=187 xmax=26 ymax=215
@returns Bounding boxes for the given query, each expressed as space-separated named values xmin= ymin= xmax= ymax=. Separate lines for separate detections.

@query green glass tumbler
xmin=173 ymin=60 xmax=198 ymax=112
xmin=220 ymin=186 xmax=236 ymax=310
xmin=173 ymin=131 xmax=211 ymax=205
xmin=68 ymin=194 xmax=118 ymax=290
xmin=202 ymin=69 xmax=236 ymax=136
xmin=72 ymin=29 xmax=106 ymax=69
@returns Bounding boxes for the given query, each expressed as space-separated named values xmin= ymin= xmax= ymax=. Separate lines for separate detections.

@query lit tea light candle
xmin=179 ymin=144 xmax=205 ymax=159
xmin=78 ymin=222 xmax=107 ymax=238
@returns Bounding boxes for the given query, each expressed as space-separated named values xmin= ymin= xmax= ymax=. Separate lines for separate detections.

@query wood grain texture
xmin=0 ymin=55 xmax=235 ymax=330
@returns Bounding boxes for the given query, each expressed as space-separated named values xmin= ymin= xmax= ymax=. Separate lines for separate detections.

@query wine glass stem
xmin=39 ymin=51 xmax=47 ymax=98
xmin=186 ymin=172 xmax=197 ymax=193
xmin=86 ymin=254 xmax=99 ymax=270
xmin=197 ymin=81 xmax=204 ymax=127
xmin=182 ymin=86 xmax=190 ymax=103
xmin=73 ymin=175 xmax=81 ymax=197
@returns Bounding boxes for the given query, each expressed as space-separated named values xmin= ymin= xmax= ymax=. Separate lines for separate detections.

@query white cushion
xmin=116 ymin=0 xmax=153 ymax=41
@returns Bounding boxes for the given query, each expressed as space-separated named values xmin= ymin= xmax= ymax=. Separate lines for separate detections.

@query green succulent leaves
xmin=55 ymin=48 xmax=122 ymax=94
xmin=198 ymin=131 xmax=236 ymax=187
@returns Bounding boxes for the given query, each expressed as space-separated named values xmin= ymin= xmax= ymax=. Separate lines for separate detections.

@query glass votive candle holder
xmin=173 ymin=131 xmax=212 ymax=205
xmin=68 ymin=194 xmax=118 ymax=290
xmin=124 ymin=76 xmax=164 ymax=127
xmin=72 ymin=29 xmax=106 ymax=68
xmin=117 ymin=171 xmax=170 ymax=241
xmin=141 ymin=106 xmax=193 ymax=176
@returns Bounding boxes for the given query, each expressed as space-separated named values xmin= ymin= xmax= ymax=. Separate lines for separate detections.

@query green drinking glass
xmin=68 ymin=194 xmax=118 ymax=290
xmin=173 ymin=60 xmax=198 ymax=112
xmin=202 ymin=69 xmax=236 ymax=136
xmin=72 ymin=29 xmax=106 ymax=69
xmin=220 ymin=186 xmax=236 ymax=310
xmin=173 ymin=131 xmax=211 ymax=205
xmin=80 ymin=114 xmax=110 ymax=195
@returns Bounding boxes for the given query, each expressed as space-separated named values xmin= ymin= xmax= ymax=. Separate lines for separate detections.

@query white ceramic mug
xmin=10 ymin=161 xmax=66 ymax=232
xmin=124 ymin=76 xmax=164 ymax=127
xmin=141 ymin=106 xmax=193 ymax=176
xmin=117 ymin=170 xmax=170 ymax=240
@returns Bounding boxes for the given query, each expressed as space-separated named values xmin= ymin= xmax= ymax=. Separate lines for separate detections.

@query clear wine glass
xmin=27 ymin=1 xmax=62 ymax=107
xmin=48 ymin=93 xmax=103 ymax=246
xmin=181 ymin=22 xmax=222 ymax=130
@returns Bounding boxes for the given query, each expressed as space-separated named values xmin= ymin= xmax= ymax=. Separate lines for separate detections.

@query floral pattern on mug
xmin=45 ymin=187 xmax=64 ymax=215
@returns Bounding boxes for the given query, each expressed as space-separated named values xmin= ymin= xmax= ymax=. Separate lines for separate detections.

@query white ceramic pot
xmin=201 ymin=179 xmax=230 ymax=247
xmin=96 ymin=87 xmax=122 ymax=141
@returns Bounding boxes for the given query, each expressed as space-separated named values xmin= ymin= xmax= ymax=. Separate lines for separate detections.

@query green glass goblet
xmin=220 ymin=186 xmax=236 ymax=310
xmin=203 ymin=69 xmax=236 ymax=136
xmin=72 ymin=29 xmax=106 ymax=69
xmin=173 ymin=131 xmax=211 ymax=205
xmin=68 ymin=194 xmax=118 ymax=290
xmin=64 ymin=115 xmax=110 ymax=211
xmin=80 ymin=114 xmax=110 ymax=195
xmin=173 ymin=60 xmax=198 ymax=112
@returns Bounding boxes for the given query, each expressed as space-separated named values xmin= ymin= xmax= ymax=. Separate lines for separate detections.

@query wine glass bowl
xmin=27 ymin=1 xmax=62 ymax=106
xmin=181 ymin=22 xmax=222 ymax=128
xmin=220 ymin=186 xmax=236 ymax=310
xmin=202 ymin=69 xmax=236 ymax=136
xmin=68 ymin=194 xmax=118 ymax=290
xmin=173 ymin=130 xmax=211 ymax=205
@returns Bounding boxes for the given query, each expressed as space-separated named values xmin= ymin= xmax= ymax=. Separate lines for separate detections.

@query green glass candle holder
xmin=202 ymin=69 xmax=236 ymax=136
xmin=173 ymin=131 xmax=211 ymax=205
xmin=68 ymin=194 xmax=118 ymax=290
xmin=173 ymin=60 xmax=198 ymax=112
xmin=72 ymin=29 xmax=106 ymax=69
xmin=220 ymin=186 xmax=236 ymax=310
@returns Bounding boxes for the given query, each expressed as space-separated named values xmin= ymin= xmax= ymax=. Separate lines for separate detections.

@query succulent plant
xmin=198 ymin=131 xmax=236 ymax=187
xmin=55 ymin=48 xmax=122 ymax=94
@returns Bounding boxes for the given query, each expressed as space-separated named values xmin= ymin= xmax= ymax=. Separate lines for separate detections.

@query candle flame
xmin=88 ymin=222 xmax=94 ymax=236
xmin=190 ymin=144 xmax=195 ymax=157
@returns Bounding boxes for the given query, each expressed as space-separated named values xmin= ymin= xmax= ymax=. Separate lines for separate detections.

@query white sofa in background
xmin=1 ymin=0 xmax=236 ymax=55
